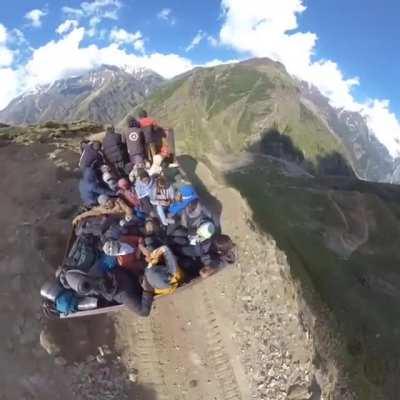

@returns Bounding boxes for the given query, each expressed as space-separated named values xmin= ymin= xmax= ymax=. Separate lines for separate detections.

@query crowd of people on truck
xmin=40 ymin=110 xmax=236 ymax=318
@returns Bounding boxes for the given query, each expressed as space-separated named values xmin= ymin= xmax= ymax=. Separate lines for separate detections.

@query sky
xmin=0 ymin=0 xmax=399 ymax=156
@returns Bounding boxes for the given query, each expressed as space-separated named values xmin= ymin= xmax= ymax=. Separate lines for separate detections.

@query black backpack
xmin=64 ymin=235 xmax=98 ymax=272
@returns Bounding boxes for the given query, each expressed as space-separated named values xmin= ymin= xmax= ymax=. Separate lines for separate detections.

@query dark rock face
xmin=0 ymin=65 xmax=164 ymax=125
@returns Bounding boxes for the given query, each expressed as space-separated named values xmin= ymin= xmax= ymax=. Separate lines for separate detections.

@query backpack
xmin=64 ymin=235 xmax=98 ymax=272
xmin=79 ymin=142 xmax=102 ymax=170
xmin=55 ymin=291 xmax=79 ymax=316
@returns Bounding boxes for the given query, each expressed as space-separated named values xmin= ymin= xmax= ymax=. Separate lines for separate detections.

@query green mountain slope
xmin=139 ymin=58 xmax=349 ymax=169
xmin=223 ymin=154 xmax=400 ymax=400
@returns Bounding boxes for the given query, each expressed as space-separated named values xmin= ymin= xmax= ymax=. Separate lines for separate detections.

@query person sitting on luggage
xmin=100 ymin=164 xmax=118 ymax=191
xmin=128 ymin=161 xmax=145 ymax=184
xmin=102 ymin=125 xmax=129 ymax=176
xmin=123 ymin=116 xmax=146 ymax=167
xmin=72 ymin=194 xmax=133 ymax=226
xmin=141 ymin=217 xmax=188 ymax=252
xmin=176 ymin=221 xmax=224 ymax=278
xmin=135 ymin=169 xmax=154 ymax=215
xmin=181 ymin=198 xmax=214 ymax=235
xmin=150 ymin=176 xmax=175 ymax=226
xmin=79 ymin=167 xmax=115 ymax=208
xmin=103 ymin=237 xmax=145 ymax=276
xmin=79 ymin=141 xmax=103 ymax=171
xmin=148 ymin=154 xmax=164 ymax=176
xmin=142 ymin=245 xmax=184 ymax=297
xmin=138 ymin=109 xmax=158 ymax=162
xmin=117 ymin=178 xmax=140 ymax=209
xmin=169 ymin=185 xmax=199 ymax=217
xmin=162 ymin=128 xmax=178 ymax=166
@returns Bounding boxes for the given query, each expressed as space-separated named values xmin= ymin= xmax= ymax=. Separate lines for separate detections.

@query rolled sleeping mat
xmin=40 ymin=280 xmax=65 ymax=302
xmin=64 ymin=269 xmax=97 ymax=296
xmin=77 ymin=296 xmax=98 ymax=311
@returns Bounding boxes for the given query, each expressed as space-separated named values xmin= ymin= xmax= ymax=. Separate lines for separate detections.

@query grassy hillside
xmin=139 ymin=59 xmax=348 ymax=167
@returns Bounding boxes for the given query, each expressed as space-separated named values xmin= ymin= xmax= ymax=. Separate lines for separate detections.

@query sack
xmin=55 ymin=291 xmax=79 ymax=316
xmin=64 ymin=236 xmax=98 ymax=272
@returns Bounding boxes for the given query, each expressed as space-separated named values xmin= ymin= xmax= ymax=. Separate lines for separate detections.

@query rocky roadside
xmin=221 ymin=227 xmax=355 ymax=400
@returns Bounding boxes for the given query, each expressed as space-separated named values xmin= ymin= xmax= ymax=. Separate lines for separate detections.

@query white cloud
xmin=0 ymin=68 xmax=19 ymax=110
xmin=8 ymin=29 xmax=28 ymax=46
xmin=62 ymin=1 xmax=122 ymax=37
xmin=109 ymin=28 xmax=145 ymax=53
xmin=23 ymin=26 xmax=193 ymax=89
xmin=81 ymin=0 xmax=121 ymax=19
xmin=185 ymin=30 xmax=205 ymax=52
xmin=0 ymin=47 xmax=13 ymax=67
xmin=157 ymin=8 xmax=176 ymax=25
xmin=56 ymin=20 xmax=79 ymax=35
xmin=362 ymin=100 xmax=400 ymax=157
xmin=0 ymin=24 xmax=7 ymax=44
xmin=25 ymin=9 xmax=47 ymax=28
xmin=207 ymin=35 xmax=218 ymax=47
xmin=61 ymin=6 xmax=85 ymax=19
xmin=62 ymin=0 xmax=121 ymax=22
xmin=0 ymin=25 xmax=19 ymax=109
xmin=219 ymin=0 xmax=400 ymax=157
xmin=0 ymin=24 xmax=14 ymax=67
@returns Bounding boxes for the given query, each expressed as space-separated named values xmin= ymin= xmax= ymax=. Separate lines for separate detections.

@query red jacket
xmin=117 ymin=236 xmax=144 ymax=276
xmin=139 ymin=117 xmax=158 ymax=128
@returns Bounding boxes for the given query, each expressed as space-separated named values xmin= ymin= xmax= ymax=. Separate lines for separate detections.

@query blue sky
xmin=0 ymin=0 xmax=399 ymax=154
xmin=300 ymin=0 xmax=400 ymax=116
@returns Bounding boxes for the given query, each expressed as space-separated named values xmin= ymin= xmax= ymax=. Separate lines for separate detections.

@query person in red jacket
xmin=103 ymin=236 xmax=145 ymax=276
xmin=138 ymin=109 xmax=158 ymax=162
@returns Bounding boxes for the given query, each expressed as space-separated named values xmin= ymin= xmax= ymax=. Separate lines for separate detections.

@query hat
xmin=103 ymin=240 xmax=120 ymax=256
xmin=98 ymin=194 xmax=110 ymax=206
xmin=180 ymin=185 xmax=198 ymax=201
xmin=197 ymin=221 xmax=215 ymax=241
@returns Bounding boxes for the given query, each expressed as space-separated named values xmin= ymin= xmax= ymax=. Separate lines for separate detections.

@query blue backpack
xmin=55 ymin=291 xmax=79 ymax=316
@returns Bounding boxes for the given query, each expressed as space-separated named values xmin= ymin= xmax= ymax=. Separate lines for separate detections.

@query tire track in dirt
xmin=201 ymin=287 xmax=243 ymax=400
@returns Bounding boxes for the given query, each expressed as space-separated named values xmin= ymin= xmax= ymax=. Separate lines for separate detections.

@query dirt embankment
xmin=0 ymin=137 xmax=342 ymax=400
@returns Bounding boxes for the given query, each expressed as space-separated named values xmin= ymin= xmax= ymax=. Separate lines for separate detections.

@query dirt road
xmin=0 ymin=140 xmax=325 ymax=400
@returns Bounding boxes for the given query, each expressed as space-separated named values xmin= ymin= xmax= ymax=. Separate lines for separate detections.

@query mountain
xmin=0 ymin=65 xmax=164 ymax=125
xmin=299 ymin=82 xmax=394 ymax=182
xmin=138 ymin=58 xmax=396 ymax=182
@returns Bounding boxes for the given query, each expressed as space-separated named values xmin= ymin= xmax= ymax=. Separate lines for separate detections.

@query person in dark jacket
xmin=123 ymin=116 xmax=146 ymax=166
xmin=102 ymin=125 xmax=128 ymax=176
xmin=178 ymin=233 xmax=236 ymax=278
xmin=138 ymin=109 xmax=158 ymax=162
xmin=112 ymin=268 xmax=154 ymax=316
xmin=79 ymin=141 xmax=103 ymax=171
xmin=79 ymin=167 xmax=115 ymax=207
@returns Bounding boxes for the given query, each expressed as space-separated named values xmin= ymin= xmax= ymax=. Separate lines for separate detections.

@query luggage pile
xmin=40 ymin=110 xmax=237 ymax=319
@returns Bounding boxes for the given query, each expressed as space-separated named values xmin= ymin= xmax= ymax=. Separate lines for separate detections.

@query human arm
xmin=72 ymin=207 xmax=106 ymax=226
xmin=116 ymin=198 xmax=134 ymax=219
